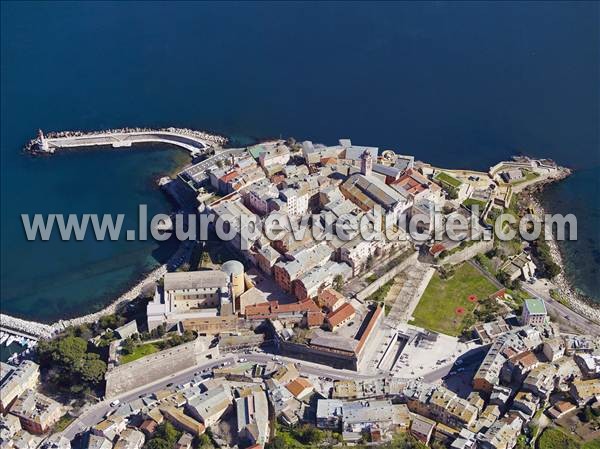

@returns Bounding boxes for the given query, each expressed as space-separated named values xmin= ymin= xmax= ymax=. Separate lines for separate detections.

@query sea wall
xmin=0 ymin=314 xmax=54 ymax=339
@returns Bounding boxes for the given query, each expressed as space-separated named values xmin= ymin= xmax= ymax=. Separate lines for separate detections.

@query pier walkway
xmin=26 ymin=127 xmax=228 ymax=157
xmin=43 ymin=130 xmax=212 ymax=156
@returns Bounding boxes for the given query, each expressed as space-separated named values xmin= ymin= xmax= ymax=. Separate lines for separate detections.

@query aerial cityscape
xmin=1 ymin=3 xmax=599 ymax=449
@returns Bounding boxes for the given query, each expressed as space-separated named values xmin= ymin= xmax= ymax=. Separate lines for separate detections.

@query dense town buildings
xmin=3 ymin=134 xmax=588 ymax=449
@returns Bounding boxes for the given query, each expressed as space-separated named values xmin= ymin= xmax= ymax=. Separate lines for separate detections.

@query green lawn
xmin=120 ymin=343 xmax=160 ymax=364
xmin=409 ymin=263 xmax=498 ymax=336
xmin=53 ymin=413 xmax=75 ymax=432
xmin=463 ymin=198 xmax=488 ymax=210
xmin=435 ymin=171 xmax=462 ymax=188
xmin=509 ymin=170 xmax=540 ymax=185
xmin=538 ymin=427 xmax=600 ymax=449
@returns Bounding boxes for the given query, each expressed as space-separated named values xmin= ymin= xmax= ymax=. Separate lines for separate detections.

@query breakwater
xmin=0 ymin=314 xmax=54 ymax=339
xmin=24 ymin=127 xmax=228 ymax=155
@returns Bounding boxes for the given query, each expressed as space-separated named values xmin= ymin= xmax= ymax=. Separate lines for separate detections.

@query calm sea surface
xmin=1 ymin=2 xmax=598 ymax=321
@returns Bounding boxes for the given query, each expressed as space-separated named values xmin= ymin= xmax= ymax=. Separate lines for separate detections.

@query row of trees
xmin=266 ymin=427 xmax=442 ymax=449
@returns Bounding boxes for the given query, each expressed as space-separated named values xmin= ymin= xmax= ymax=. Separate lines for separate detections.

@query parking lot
xmin=389 ymin=325 xmax=480 ymax=380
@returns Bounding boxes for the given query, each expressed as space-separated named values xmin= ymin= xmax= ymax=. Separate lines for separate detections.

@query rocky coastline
xmin=519 ymin=167 xmax=600 ymax=324
xmin=1 ymin=239 xmax=195 ymax=341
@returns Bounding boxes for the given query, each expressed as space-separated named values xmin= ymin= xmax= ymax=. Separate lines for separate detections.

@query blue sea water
xmin=1 ymin=2 xmax=598 ymax=321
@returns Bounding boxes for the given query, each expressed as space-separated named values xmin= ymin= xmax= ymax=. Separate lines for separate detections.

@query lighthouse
xmin=38 ymin=129 xmax=50 ymax=152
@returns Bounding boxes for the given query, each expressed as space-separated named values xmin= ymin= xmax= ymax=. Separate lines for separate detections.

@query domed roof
xmin=221 ymin=260 xmax=244 ymax=276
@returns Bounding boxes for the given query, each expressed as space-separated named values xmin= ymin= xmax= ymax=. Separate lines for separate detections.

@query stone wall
xmin=277 ymin=340 xmax=358 ymax=371
xmin=440 ymin=240 xmax=494 ymax=266
xmin=105 ymin=338 xmax=219 ymax=398
xmin=356 ymin=251 xmax=418 ymax=302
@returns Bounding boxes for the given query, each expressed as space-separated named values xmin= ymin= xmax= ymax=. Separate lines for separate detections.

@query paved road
xmin=522 ymin=283 xmax=600 ymax=336
xmin=64 ymin=341 xmax=485 ymax=441
xmin=62 ymin=350 xmax=380 ymax=440
xmin=422 ymin=346 xmax=487 ymax=384
xmin=62 ymin=355 xmax=236 ymax=440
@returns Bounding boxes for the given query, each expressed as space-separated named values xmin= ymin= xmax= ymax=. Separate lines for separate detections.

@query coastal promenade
xmin=25 ymin=127 xmax=227 ymax=157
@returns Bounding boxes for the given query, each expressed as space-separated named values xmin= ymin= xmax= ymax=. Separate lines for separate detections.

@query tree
xmin=53 ymin=336 xmax=87 ymax=366
xmin=332 ymin=274 xmax=344 ymax=291
xmin=155 ymin=422 xmax=181 ymax=446
xmin=546 ymin=262 xmax=561 ymax=278
xmin=582 ymin=405 xmax=594 ymax=423
xmin=121 ymin=337 xmax=136 ymax=355
xmin=265 ymin=435 xmax=286 ymax=449
xmin=445 ymin=186 xmax=458 ymax=200
xmin=296 ymin=425 xmax=324 ymax=444
xmin=145 ymin=438 xmax=170 ymax=449
xmin=98 ymin=314 xmax=125 ymax=330
xmin=77 ymin=354 xmax=107 ymax=384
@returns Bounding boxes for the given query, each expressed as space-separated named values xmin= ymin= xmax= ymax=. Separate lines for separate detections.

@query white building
xmin=521 ymin=298 xmax=547 ymax=327
xmin=279 ymin=188 xmax=309 ymax=216
xmin=316 ymin=399 xmax=343 ymax=429
xmin=147 ymin=270 xmax=231 ymax=330
xmin=186 ymin=384 xmax=232 ymax=428
xmin=244 ymin=181 xmax=279 ymax=216
xmin=236 ymin=388 xmax=269 ymax=446
xmin=259 ymin=145 xmax=290 ymax=168
xmin=113 ymin=429 xmax=145 ymax=449
xmin=0 ymin=361 xmax=39 ymax=412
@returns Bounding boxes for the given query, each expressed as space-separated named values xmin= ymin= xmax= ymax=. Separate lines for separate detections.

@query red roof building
xmin=325 ymin=302 xmax=356 ymax=330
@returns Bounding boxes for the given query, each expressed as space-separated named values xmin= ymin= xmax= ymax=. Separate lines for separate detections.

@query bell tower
xmin=360 ymin=149 xmax=373 ymax=176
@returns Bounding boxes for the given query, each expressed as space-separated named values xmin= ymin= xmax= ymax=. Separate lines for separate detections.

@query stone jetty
xmin=24 ymin=126 xmax=228 ymax=155
xmin=0 ymin=314 xmax=54 ymax=339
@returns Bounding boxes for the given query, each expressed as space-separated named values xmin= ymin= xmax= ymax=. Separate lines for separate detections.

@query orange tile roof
xmin=326 ymin=302 xmax=356 ymax=327
xmin=555 ymin=401 xmax=576 ymax=412
xmin=245 ymin=299 xmax=320 ymax=318
xmin=355 ymin=305 xmax=383 ymax=355
xmin=306 ymin=310 xmax=325 ymax=327
xmin=245 ymin=302 xmax=271 ymax=317
xmin=391 ymin=169 xmax=440 ymax=194
xmin=286 ymin=377 xmax=313 ymax=397
xmin=318 ymin=288 xmax=346 ymax=310
xmin=489 ymin=288 xmax=507 ymax=299
xmin=220 ymin=171 xmax=239 ymax=183
xmin=512 ymin=350 xmax=538 ymax=368
xmin=430 ymin=243 xmax=446 ymax=255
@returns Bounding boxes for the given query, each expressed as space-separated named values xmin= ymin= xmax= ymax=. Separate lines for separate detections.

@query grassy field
xmin=435 ymin=171 xmax=462 ymax=188
xmin=409 ymin=263 xmax=498 ymax=336
xmin=120 ymin=343 xmax=160 ymax=364
xmin=538 ymin=427 xmax=600 ymax=449
xmin=463 ymin=197 xmax=488 ymax=210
